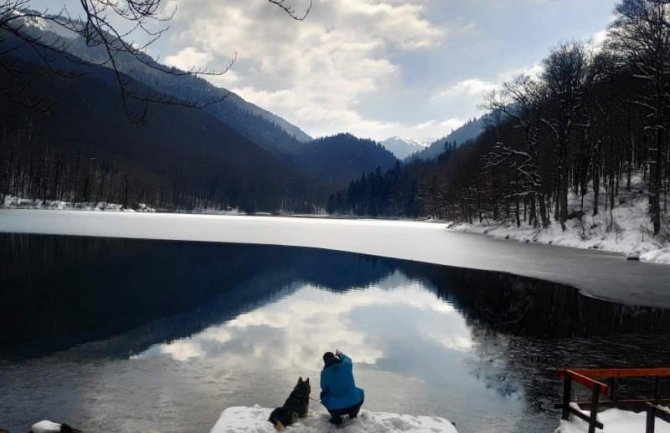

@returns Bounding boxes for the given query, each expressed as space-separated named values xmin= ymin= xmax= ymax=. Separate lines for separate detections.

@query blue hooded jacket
xmin=320 ymin=353 xmax=364 ymax=410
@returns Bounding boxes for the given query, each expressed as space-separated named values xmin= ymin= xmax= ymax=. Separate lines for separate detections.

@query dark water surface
xmin=1 ymin=234 xmax=670 ymax=433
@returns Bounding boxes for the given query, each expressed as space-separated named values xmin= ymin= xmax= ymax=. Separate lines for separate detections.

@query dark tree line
xmin=331 ymin=0 xmax=670 ymax=237
xmin=328 ymin=142 xmax=459 ymax=217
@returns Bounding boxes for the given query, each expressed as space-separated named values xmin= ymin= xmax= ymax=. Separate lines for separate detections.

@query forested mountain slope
xmin=410 ymin=116 xmax=490 ymax=161
xmin=295 ymin=134 xmax=398 ymax=187
xmin=0 ymin=57 xmax=323 ymax=212
xmin=15 ymin=15 xmax=313 ymax=153
xmin=10 ymin=16 xmax=398 ymax=185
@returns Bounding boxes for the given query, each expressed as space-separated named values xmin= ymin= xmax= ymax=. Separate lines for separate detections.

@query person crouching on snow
xmin=320 ymin=349 xmax=365 ymax=425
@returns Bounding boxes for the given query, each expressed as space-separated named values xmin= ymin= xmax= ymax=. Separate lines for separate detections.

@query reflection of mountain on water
xmin=4 ymin=233 xmax=670 ymax=361
xmin=0 ymin=234 xmax=394 ymax=359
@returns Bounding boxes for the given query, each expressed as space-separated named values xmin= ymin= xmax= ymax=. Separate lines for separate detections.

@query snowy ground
xmin=450 ymin=175 xmax=670 ymax=264
xmin=210 ymin=406 xmax=459 ymax=433
xmin=1 ymin=195 xmax=156 ymax=213
xmin=208 ymin=406 xmax=670 ymax=433
xmin=556 ymin=406 xmax=670 ymax=433
xmin=1 ymin=195 xmax=255 ymax=216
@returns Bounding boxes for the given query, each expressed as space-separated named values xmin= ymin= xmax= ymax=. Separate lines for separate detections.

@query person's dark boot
xmin=329 ymin=415 xmax=343 ymax=426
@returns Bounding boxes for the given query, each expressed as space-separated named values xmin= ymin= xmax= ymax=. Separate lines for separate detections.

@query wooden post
xmin=562 ymin=374 xmax=572 ymax=420
xmin=647 ymin=404 xmax=656 ymax=433
xmin=654 ymin=377 xmax=661 ymax=400
xmin=588 ymin=384 xmax=600 ymax=433
xmin=609 ymin=377 xmax=619 ymax=402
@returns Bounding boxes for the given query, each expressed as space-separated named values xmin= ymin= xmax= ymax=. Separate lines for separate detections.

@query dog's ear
xmin=298 ymin=376 xmax=303 ymax=384
xmin=306 ymin=378 xmax=310 ymax=384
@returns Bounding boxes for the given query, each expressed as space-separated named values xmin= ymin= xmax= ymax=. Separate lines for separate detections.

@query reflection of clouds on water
xmin=133 ymin=273 xmax=472 ymax=370
xmin=129 ymin=271 xmax=527 ymax=432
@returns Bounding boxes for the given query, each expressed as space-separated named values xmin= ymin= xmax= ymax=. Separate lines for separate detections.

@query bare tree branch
xmin=0 ymin=0 xmax=311 ymax=125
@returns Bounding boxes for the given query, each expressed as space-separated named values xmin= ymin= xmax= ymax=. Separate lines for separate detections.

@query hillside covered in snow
xmin=449 ymin=174 xmax=670 ymax=264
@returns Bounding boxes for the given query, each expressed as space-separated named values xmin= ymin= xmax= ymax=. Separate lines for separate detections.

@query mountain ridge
xmin=381 ymin=137 xmax=428 ymax=160
xmin=409 ymin=115 xmax=493 ymax=161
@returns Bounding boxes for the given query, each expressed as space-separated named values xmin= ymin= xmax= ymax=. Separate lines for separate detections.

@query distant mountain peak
xmin=409 ymin=114 xmax=495 ymax=161
xmin=381 ymin=137 xmax=427 ymax=160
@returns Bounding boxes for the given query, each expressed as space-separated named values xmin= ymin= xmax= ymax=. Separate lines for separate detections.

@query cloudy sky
xmin=40 ymin=0 xmax=618 ymax=141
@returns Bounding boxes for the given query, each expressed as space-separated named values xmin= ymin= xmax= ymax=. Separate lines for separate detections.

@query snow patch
xmin=192 ymin=206 xmax=247 ymax=216
xmin=555 ymin=407 xmax=670 ymax=433
xmin=1 ymin=195 xmax=155 ymax=212
xmin=640 ymin=247 xmax=670 ymax=264
xmin=19 ymin=15 xmax=79 ymax=40
xmin=210 ymin=406 xmax=459 ymax=433
xmin=29 ymin=420 xmax=62 ymax=433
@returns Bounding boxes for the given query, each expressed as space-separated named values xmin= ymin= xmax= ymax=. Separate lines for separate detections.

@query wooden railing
xmin=556 ymin=368 xmax=670 ymax=433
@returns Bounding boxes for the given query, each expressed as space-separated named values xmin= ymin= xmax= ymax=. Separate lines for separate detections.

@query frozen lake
xmin=1 ymin=209 xmax=669 ymax=308
xmin=3 ymin=234 xmax=670 ymax=433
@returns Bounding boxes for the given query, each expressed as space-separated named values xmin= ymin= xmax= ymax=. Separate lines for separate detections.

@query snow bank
xmin=192 ymin=207 xmax=247 ymax=216
xmin=555 ymin=407 xmax=670 ymax=433
xmin=1 ymin=195 xmax=155 ymax=213
xmin=210 ymin=406 xmax=459 ymax=433
xmin=29 ymin=420 xmax=62 ymax=433
xmin=640 ymin=247 xmax=670 ymax=265
xmin=449 ymin=174 xmax=669 ymax=264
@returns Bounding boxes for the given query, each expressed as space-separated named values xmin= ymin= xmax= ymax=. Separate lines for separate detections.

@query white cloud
xmin=440 ymin=118 xmax=466 ymax=134
xmin=164 ymin=46 xmax=213 ymax=71
xmin=32 ymin=0 xmax=621 ymax=141
xmin=586 ymin=29 xmax=609 ymax=53
xmin=497 ymin=63 xmax=544 ymax=83
xmin=433 ymin=78 xmax=498 ymax=100
xmin=158 ymin=0 xmax=445 ymax=140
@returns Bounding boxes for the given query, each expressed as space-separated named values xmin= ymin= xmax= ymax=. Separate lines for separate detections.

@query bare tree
xmin=608 ymin=0 xmax=670 ymax=235
xmin=487 ymin=75 xmax=550 ymax=227
xmin=540 ymin=41 xmax=589 ymax=229
xmin=0 ymin=0 xmax=312 ymax=124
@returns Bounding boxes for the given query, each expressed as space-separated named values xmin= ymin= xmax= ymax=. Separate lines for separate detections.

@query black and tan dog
xmin=268 ymin=377 xmax=311 ymax=431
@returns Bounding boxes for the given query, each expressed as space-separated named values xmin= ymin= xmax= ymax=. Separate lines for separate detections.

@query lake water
xmin=2 ymin=234 xmax=670 ymax=433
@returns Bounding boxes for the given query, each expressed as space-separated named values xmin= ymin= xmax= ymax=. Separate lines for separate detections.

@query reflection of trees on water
xmin=399 ymin=263 xmax=670 ymax=412
xmin=0 ymin=234 xmax=393 ymax=359
xmin=3 ymin=233 xmax=670 ymax=414
xmin=398 ymin=263 xmax=670 ymax=339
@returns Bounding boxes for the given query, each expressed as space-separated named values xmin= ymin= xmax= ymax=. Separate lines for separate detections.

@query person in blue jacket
xmin=320 ymin=349 xmax=365 ymax=425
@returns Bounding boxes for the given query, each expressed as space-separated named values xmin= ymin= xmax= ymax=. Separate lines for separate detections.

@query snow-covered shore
xmin=1 ymin=195 xmax=257 ymax=215
xmin=1 ymin=195 xmax=156 ymax=213
xmin=210 ymin=406 xmax=460 ymax=433
xmin=449 ymin=219 xmax=670 ymax=265
xmin=449 ymin=176 xmax=669 ymax=264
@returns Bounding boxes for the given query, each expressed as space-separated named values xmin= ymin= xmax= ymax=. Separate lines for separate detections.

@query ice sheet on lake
xmin=210 ymin=406 xmax=460 ymax=433
xmin=2 ymin=210 xmax=670 ymax=308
